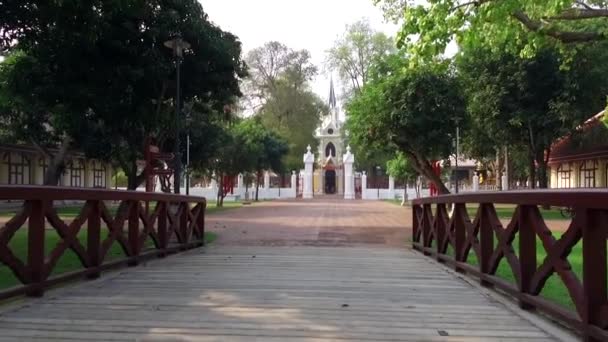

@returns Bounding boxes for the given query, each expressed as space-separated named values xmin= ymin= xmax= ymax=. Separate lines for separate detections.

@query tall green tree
xmin=0 ymin=0 xmax=246 ymax=189
xmin=326 ymin=19 xmax=395 ymax=96
xmin=245 ymin=42 xmax=325 ymax=171
xmin=374 ymin=0 xmax=608 ymax=60
xmin=347 ymin=56 xmax=465 ymax=194
xmin=238 ymin=119 xmax=289 ymax=201
xmin=458 ymin=44 xmax=608 ymax=188
xmin=386 ymin=152 xmax=420 ymax=201
xmin=211 ymin=119 xmax=288 ymax=205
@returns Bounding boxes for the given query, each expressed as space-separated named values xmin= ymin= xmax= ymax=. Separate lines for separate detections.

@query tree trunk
xmin=528 ymin=152 xmax=536 ymax=189
xmin=402 ymin=150 xmax=450 ymax=195
xmin=496 ymin=149 xmax=504 ymax=191
xmin=216 ymin=173 xmax=224 ymax=207
xmin=113 ymin=158 xmax=147 ymax=220
xmin=124 ymin=158 xmax=145 ymax=190
xmin=535 ymin=149 xmax=549 ymax=189
xmin=255 ymin=171 xmax=260 ymax=201
xmin=32 ymin=136 xmax=72 ymax=186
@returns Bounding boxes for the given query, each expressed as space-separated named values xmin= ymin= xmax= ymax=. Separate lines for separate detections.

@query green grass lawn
xmin=205 ymin=201 xmax=243 ymax=214
xmin=0 ymin=230 xmax=217 ymax=290
xmin=0 ymin=200 xmax=243 ymax=218
xmin=385 ymin=199 xmax=405 ymax=206
xmin=386 ymin=201 xmax=568 ymax=221
xmin=435 ymin=233 xmax=582 ymax=310
xmin=0 ymin=204 xmax=119 ymax=218
xmin=466 ymin=204 xmax=569 ymax=221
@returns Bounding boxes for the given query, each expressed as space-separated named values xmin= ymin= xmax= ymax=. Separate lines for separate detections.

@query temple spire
xmin=328 ymin=76 xmax=337 ymax=109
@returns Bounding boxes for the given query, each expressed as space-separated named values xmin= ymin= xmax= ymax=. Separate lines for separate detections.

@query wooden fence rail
xmin=0 ymin=185 xmax=206 ymax=300
xmin=412 ymin=190 xmax=608 ymax=342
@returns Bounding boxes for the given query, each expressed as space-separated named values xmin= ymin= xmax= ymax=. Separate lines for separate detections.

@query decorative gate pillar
xmin=361 ymin=171 xmax=368 ymax=200
xmin=264 ymin=171 xmax=270 ymax=190
xmin=389 ymin=176 xmax=395 ymax=199
xmin=291 ymin=171 xmax=297 ymax=190
xmin=473 ymin=174 xmax=480 ymax=192
xmin=303 ymin=145 xmax=314 ymax=199
xmin=237 ymin=173 xmax=244 ymax=190
xmin=343 ymin=145 xmax=355 ymax=200
xmin=501 ymin=174 xmax=509 ymax=191
xmin=210 ymin=172 xmax=218 ymax=192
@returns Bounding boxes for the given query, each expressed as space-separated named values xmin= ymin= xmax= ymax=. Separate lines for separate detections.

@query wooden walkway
xmin=0 ymin=200 xmax=573 ymax=341
xmin=0 ymin=246 xmax=569 ymax=341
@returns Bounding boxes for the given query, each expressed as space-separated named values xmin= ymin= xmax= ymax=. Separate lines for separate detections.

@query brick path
xmin=207 ymin=198 xmax=410 ymax=247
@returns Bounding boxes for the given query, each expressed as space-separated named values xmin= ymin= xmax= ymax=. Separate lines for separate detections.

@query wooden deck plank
xmin=0 ymin=245 xmax=572 ymax=341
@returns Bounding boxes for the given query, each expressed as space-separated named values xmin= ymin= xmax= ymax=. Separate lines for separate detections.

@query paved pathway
xmin=207 ymin=198 xmax=409 ymax=247
xmin=0 ymin=199 xmax=573 ymax=341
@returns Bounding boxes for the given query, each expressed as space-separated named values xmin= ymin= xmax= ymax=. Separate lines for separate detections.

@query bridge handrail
xmin=0 ymin=185 xmax=206 ymax=301
xmin=411 ymin=189 xmax=608 ymax=342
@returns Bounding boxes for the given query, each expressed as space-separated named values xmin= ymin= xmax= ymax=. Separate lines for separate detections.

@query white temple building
xmin=313 ymin=77 xmax=346 ymax=195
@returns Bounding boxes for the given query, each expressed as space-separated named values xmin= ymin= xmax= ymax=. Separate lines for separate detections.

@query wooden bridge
xmin=0 ymin=186 xmax=601 ymax=341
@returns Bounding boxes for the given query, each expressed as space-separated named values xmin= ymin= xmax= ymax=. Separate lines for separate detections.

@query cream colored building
xmin=312 ymin=78 xmax=345 ymax=195
xmin=549 ymin=111 xmax=608 ymax=189
xmin=0 ymin=144 xmax=113 ymax=188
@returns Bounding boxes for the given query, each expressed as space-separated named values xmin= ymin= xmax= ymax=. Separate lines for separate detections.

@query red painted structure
xmin=412 ymin=190 xmax=608 ymax=342
xmin=144 ymin=137 xmax=174 ymax=193
xmin=429 ymin=161 xmax=442 ymax=196
xmin=222 ymin=175 xmax=235 ymax=195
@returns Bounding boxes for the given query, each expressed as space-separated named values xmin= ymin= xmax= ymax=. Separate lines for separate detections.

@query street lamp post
xmin=454 ymin=118 xmax=461 ymax=194
xmin=186 ymin=133 xmax=190 ymax=195
xmin=164 ymin=35 xmax=190 ymax=195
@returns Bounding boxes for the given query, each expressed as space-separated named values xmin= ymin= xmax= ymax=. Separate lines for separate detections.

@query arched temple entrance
xmin=325 ymin=169 xmax=336 ymax=194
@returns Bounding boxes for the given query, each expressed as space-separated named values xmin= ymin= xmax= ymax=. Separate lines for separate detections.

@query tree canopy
xmin=374 ymin=0 xmax=608 ymax=61
xmin=457 ymin=43 xmax=608 ymax=187
xmin=347 ymin=56 xmax=465 ymax=194
xmin=245 ymin=41 xmax=326 ymax=171
xmin=211 ymin=118 xmax=288 ymax=205
xmin=0 ymin=0 xmax=247 ymax=189
xmin=326 ymin=19 xmax=395 ymax=96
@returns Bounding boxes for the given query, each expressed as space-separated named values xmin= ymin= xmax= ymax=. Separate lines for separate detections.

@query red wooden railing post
xmin=453 ymin=203 xmax=467 ymax=273
xmin=128 ymin=201 xmax=140 ymax=265
xmin=412 ymin=204 xmax=420 ymax=246
xmin=518 ymin=205 xmax=537 ymax=310
xmin=435 ymin=203 xmax=448 ymax=262
xmin=581 ymin=208 xmax=607 ymax=342
xmin=199 ymin=201 xmax=206 ymax=245
xmin=479 ymin=203 xmax=494 ymax=288
xmin=26 ymin=200 xmax=46 ymax=297
xmin=157 ymin=201 xmax=168 ymax=257
xmin=87 ymin=200 xmax=101 ymax=279
xmin=422 ymin=204 xmax=433 ymax=255
xmin=180 ymin=202 xmax=189 ymax=246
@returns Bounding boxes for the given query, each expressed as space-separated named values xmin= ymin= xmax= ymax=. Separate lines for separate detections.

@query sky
xmin=198 ymin=0 xmax=400 ymax=105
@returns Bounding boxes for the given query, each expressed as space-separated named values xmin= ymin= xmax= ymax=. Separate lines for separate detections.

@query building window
xmin=69 ymin=159 xmax=84 ymax=187
xmin=579 ymin=160 xmax=597 ymax=188
xmin=92 ymin=161 xmax=106 ymax=188
xmin=557 ymin=163 xmax=571 ymax=188
xmin=3 ymin=152 xmax=31 ymax=185
xmin=325 ymin=142 xmax=336 ymax=157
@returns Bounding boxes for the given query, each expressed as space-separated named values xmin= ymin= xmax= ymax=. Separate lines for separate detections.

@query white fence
xmin=188 ymin=186 xmax=296 ymax=202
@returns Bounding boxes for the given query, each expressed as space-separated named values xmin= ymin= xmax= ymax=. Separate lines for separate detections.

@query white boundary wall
xmin=121 ymin=171 xmax=298 ymax=202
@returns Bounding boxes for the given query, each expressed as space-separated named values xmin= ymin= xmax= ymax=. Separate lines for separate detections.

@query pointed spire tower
xmin=328 ymin=76 xmax=338 ymax=125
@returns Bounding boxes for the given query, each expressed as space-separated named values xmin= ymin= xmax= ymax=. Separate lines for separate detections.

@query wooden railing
xmin=0 ymin=185 xmax=206 ymax=300
xmin=412 ymin=190 xmax=608 ymax=342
